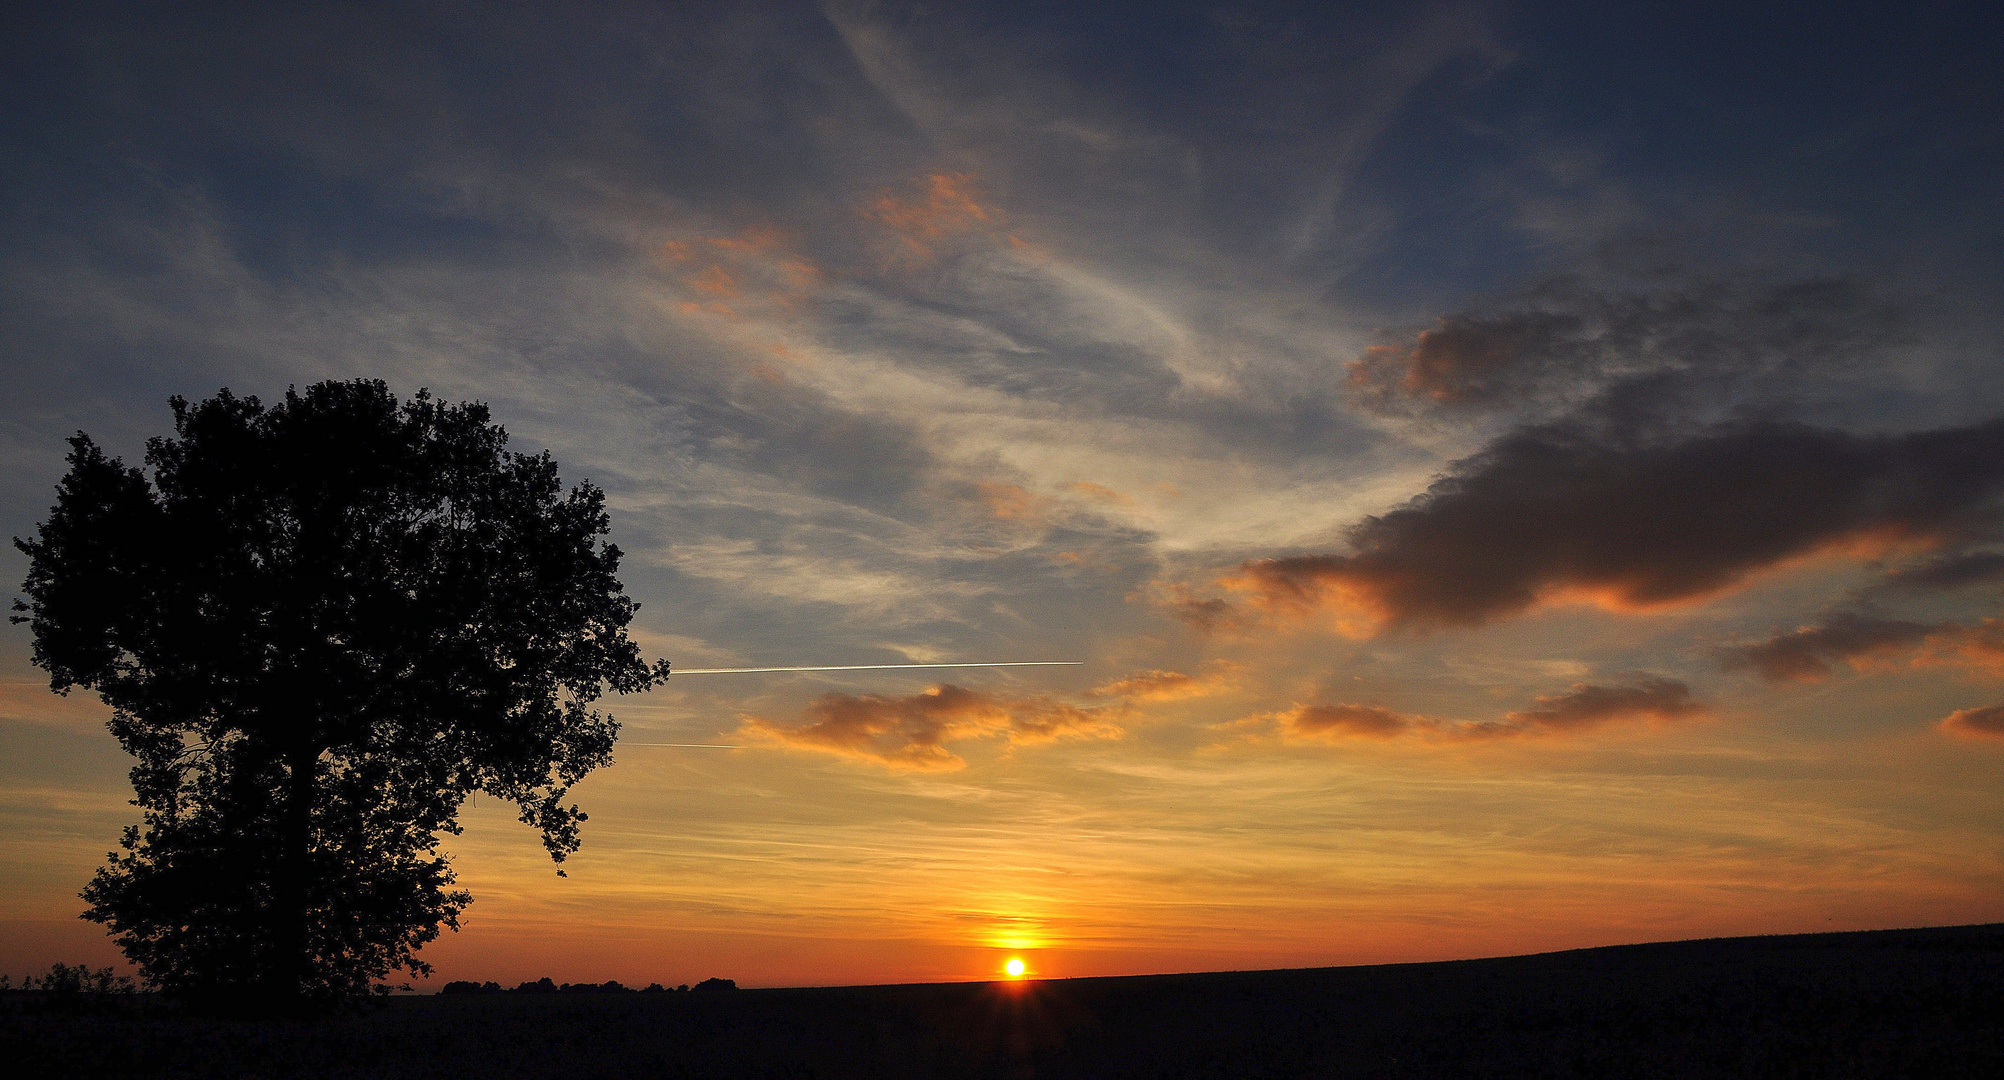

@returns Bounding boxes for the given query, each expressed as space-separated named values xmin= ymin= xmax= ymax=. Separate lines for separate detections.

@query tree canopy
xmin=12 ymin=380 xmax=667 ymax=1008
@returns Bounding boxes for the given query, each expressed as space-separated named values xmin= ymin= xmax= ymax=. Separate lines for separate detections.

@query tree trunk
xmin=270 ymin=741 xmax=319 ymax=1012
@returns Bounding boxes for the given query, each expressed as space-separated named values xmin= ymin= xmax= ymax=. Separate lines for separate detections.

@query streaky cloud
xmin=1243 ymin=677 xmax=1706 ymax=743
xmin=739 ymin=683 xmax=1123 ymax=770
xmin=1720 ymin=614 xmax=2004 ymax=683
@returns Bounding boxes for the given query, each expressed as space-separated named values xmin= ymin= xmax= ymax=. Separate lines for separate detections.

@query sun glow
xmin=1004 ymin=957 xmax=1026 ymax=977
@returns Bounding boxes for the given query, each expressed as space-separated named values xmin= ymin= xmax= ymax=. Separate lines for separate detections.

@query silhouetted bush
xmin=513 ymin=978 xmax=557 ymax=994
xmin=8 ymin=963 xmax=139 ymax=1015
xmin=440 ymin=981 xmax=503 ymax=995
xmin=642 ymin=983 xmax=666 ymax=993
xmin=555 ymin=980 xmax=634 ymax=993
xmin=692 ymin=978 xmax=737 ymax=992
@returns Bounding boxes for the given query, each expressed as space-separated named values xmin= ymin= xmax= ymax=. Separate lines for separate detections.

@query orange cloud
xmin=1091 ymin=663 xmax=1238 ymax=703
xmin=1049 ymin=549 xmax=1107 ymax=571
xmin=1065 ymin=481 xmax=1136 ymax=508
xmin=1281 ymin=703 xmax=1413 ymax=739
xmin=1943 ymin=619 xmax=2004 ymax=674
xmin=0 ymin=679 xmax=112 ymax=729
xmin=702 ymin=222 xmax=790 ymax=257
xmin=658 ymin=222 xmax=824 ymax=335
xmin=972 ymin=481 xmax=1053 ymax=525
xmin=685 ymin=264 xmax=742 ymax=299
xmin=1940 ymin=703 xmax=2004 ymax=740
xmin=1231 ymin=678 xmax=1706 ymax=745
xmin=739 ymin=685 xmax=1123 ymax=770
xmin=861 ymin=172 xmax=1001 ymax=261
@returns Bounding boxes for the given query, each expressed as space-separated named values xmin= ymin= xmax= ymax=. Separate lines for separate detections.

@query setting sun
xmin=1004 ymin=958 xmax=1025 ymax=977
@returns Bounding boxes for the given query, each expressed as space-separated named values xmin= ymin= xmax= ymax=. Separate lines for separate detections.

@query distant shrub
xmin=692 ymin=978 xmax=737 ymax=992
xmin=32 ymin=963 xmax=136 ymax=997
xmin=439 ymin=981 xmax=503 ymax=995
xmin=556 ymin=980 xmax=633 ymax=993
xmin=642 ymin=983 xmax=666 ymax=993
xmin=9 ymin=963 xmax=139 ymax=1015
xmin=514 ymin=978 xmax=558 ymax=994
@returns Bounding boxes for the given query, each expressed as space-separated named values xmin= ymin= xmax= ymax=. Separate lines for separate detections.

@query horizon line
xmin=671 ymin=661 xmax=1084 ymax=675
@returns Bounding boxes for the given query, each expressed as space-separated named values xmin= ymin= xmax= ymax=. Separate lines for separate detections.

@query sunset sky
xmin=4 ymin=1 xmax=2002 ymax=989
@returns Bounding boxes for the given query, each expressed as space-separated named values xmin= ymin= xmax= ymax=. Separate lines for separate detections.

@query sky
xmin=3 ymin=0 xmax=2002 ymax=989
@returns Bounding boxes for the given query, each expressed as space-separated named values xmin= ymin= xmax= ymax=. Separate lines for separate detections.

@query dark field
xmin=8 ymin=924 xmax=2001 ymax=1079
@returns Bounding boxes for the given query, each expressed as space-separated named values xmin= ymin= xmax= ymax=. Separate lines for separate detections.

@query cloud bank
xmin=1220 ymin=417 xmax=2004 ymax=631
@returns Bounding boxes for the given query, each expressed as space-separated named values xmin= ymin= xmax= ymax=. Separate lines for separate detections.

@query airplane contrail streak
xmin=670 ymin=661 xmax=1083 ymax=675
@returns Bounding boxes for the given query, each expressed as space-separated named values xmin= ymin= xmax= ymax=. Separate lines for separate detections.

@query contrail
xmin=670 ymin=661 xmax=1083 ymax=675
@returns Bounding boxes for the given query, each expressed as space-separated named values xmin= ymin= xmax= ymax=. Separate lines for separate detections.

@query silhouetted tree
xmin=12 ymin=381 xmax=666 ymax=1010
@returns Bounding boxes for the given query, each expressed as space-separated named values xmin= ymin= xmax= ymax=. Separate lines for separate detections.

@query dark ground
xmin=7 ymin=923 xmax=2001 ymax=1079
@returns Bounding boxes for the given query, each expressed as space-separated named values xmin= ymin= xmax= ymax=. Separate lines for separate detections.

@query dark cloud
xmin=1884 ymin=550 xmax=2004 ymax=591
xmin=1941 ymin=704 xmax=2004 ymax=740
xmin=1477 ymin=677 xmax=1705 ymax=734
xmin=739 ymin=684 xmax=1121 ymax=769
xmin=1346 ymin=278 xmax=1905 ymax=417
xmin=1253 ymin=678 xmax=1704 ymax=743
xmin=1225 ymin=416 xmax=2004 ymax=629
xmin=1717 ymin=613 xmax=1938 ymax=683
xmin=1720 ymin=615 xmax=2004 ymax=683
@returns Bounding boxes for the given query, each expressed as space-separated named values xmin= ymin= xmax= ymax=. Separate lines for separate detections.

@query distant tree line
xmin=439 ymin=977 xmax=737 ymax=995
xmin=2 ymin=964 xmax=137 ymax=996
xmin=1 ymin=964 xmax=141 ymax=1016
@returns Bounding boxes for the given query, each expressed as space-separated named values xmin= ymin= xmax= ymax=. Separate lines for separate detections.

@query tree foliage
xmin=12 ymin=380 xmax=666 ymax=1008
